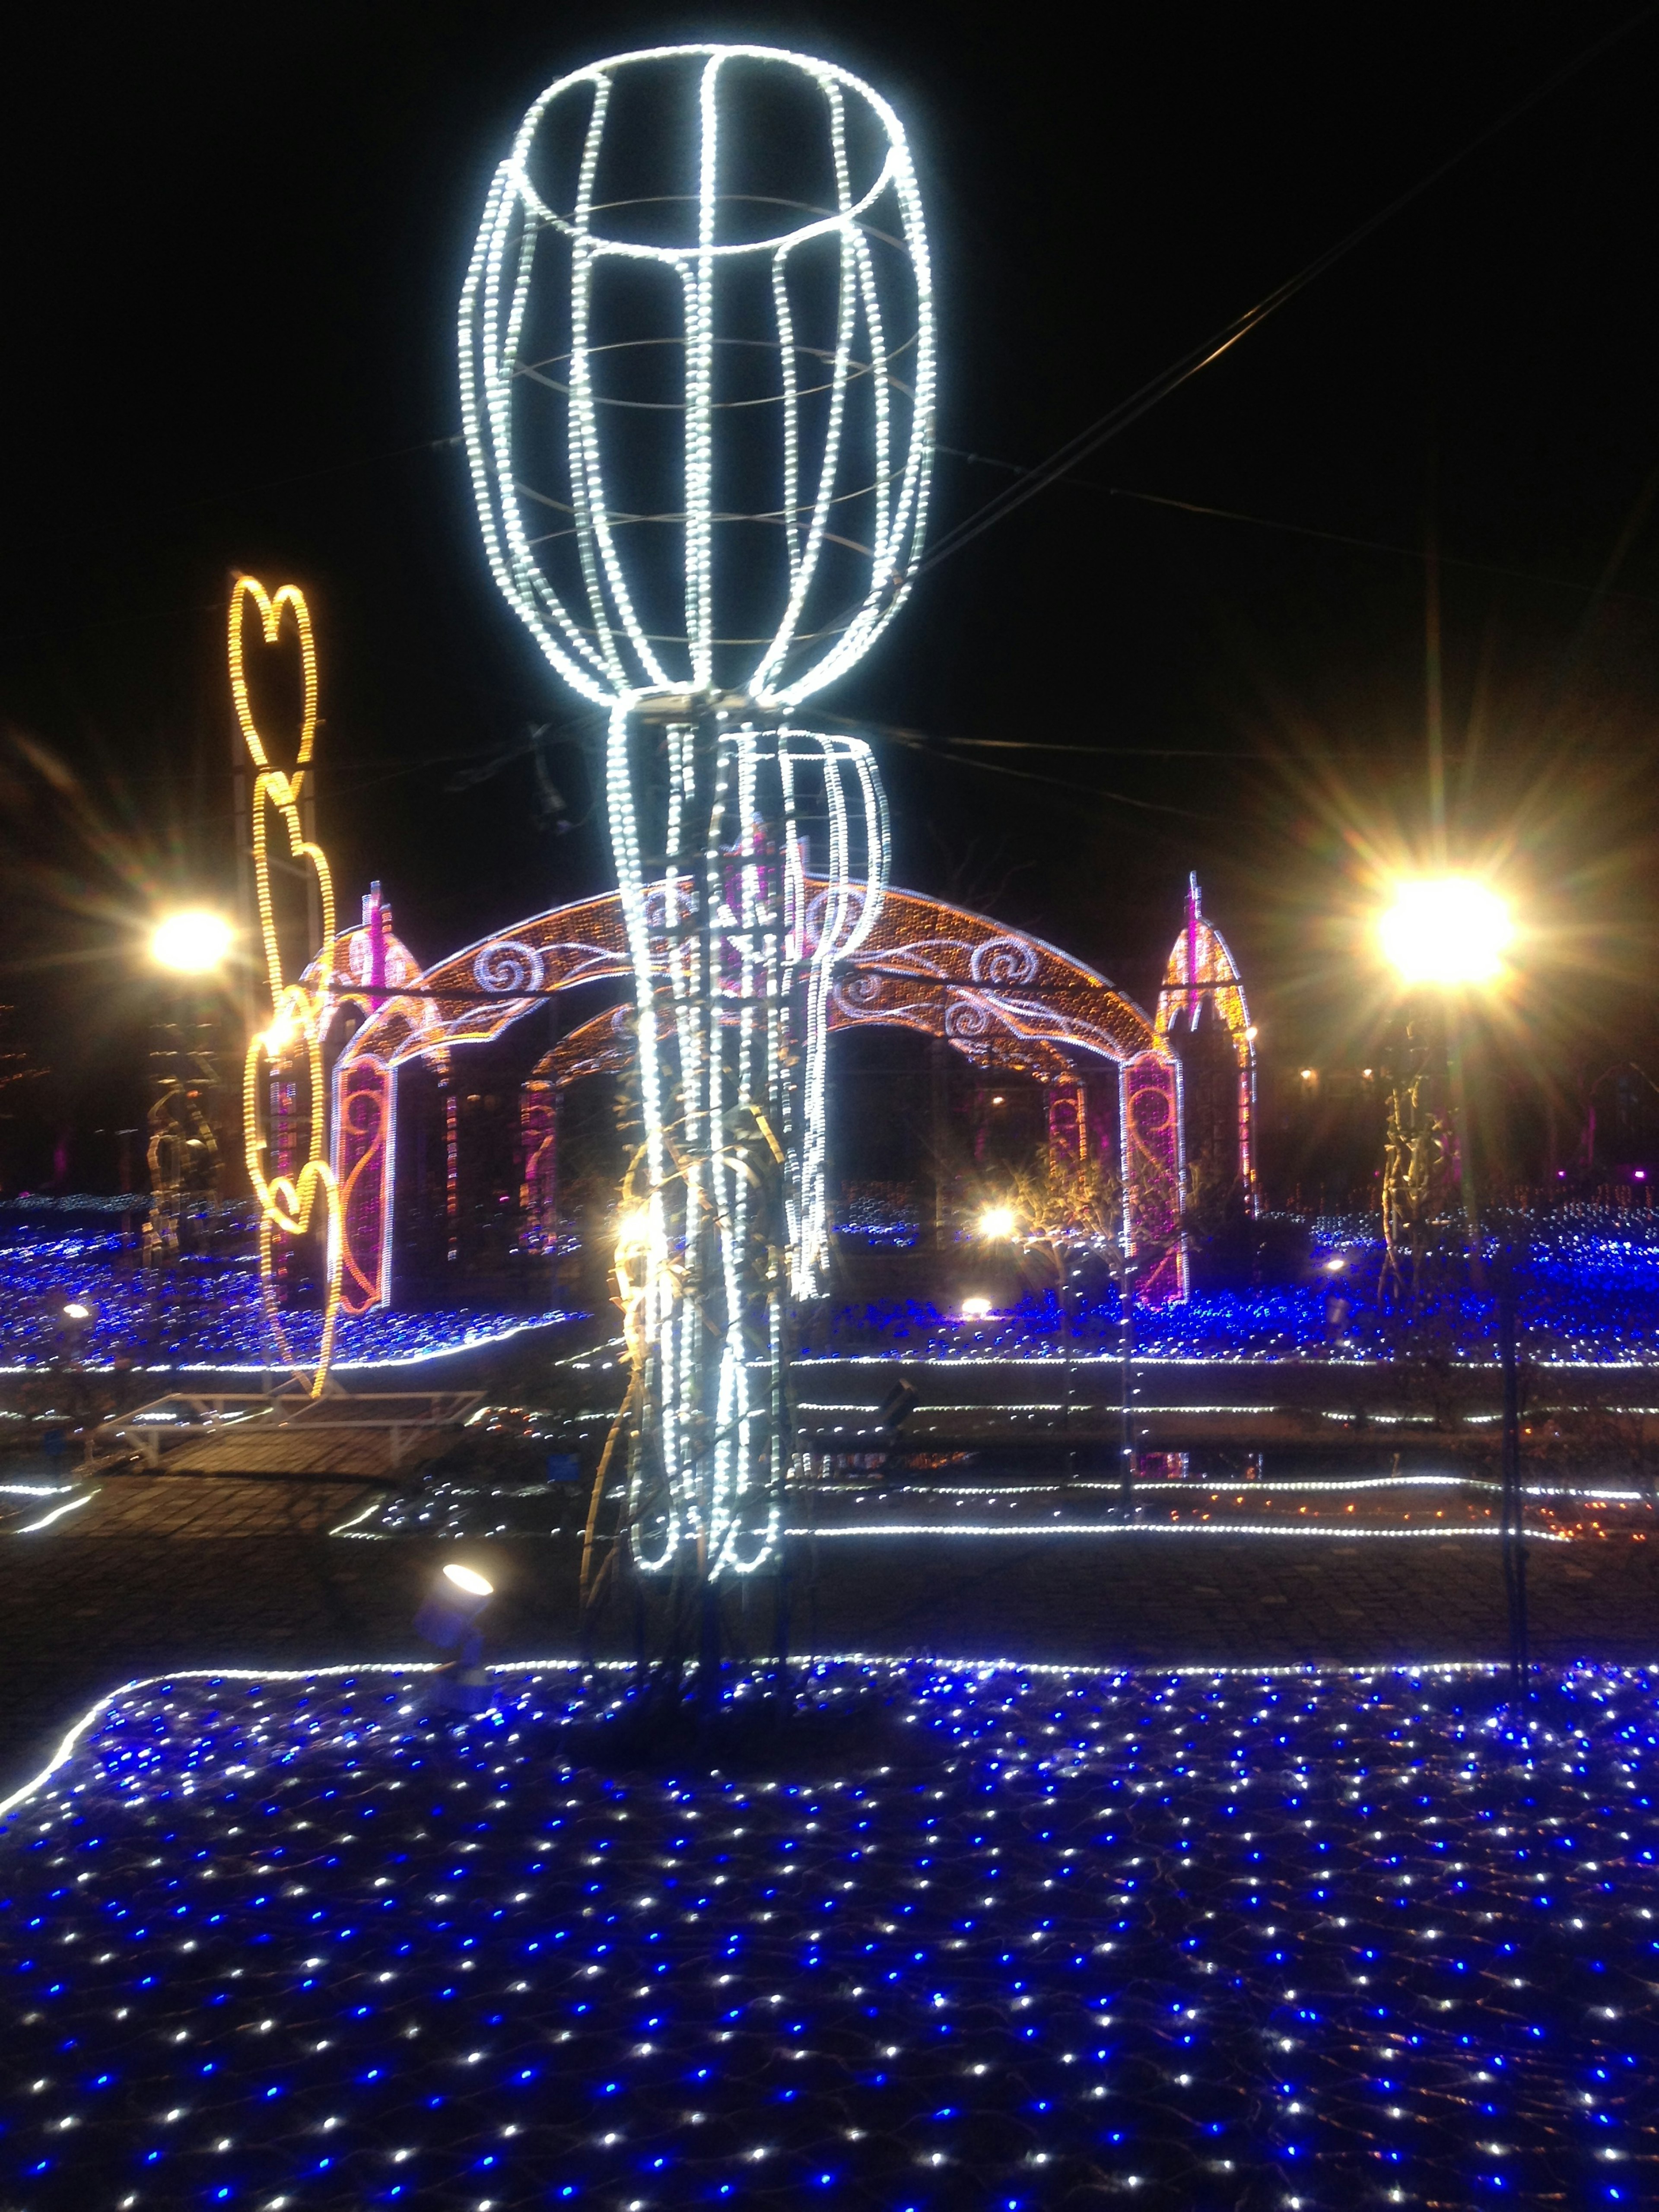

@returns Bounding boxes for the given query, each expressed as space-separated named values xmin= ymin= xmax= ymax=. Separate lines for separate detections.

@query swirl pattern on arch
xmin=333 ymin=885 xmax=1166 ymax=1311
xmin=473 ymin=940 xmax=547 ymax=996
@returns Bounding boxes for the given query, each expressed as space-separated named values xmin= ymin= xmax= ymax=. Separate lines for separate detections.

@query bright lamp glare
xmin=151 ymin=911 xmax=233 ymax=975
xmin=442 ymin=1564 xmax=493 ymax=1598
xmin=1378 ymin=878 xmax=1513 ymax=987
xmin=961 ymin=1296 xmax=994 ymax=1319
xmin=62 ymin=1301 xmax=91 ymax=1320
xmin=977 ymin=1207 xmax=1017 ymax=1241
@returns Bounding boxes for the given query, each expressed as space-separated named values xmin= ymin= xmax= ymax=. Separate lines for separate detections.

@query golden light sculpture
xmin=230 ymin=575 xmax=342 ymax=1396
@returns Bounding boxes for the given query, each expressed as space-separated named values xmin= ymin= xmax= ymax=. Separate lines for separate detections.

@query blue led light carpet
xmin=3 ymin=1661 xmax=1655 ymax=2207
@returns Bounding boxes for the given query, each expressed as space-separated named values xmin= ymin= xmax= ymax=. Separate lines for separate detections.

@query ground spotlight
xmin=414 ymin=1562 xmax=496 ymax=1714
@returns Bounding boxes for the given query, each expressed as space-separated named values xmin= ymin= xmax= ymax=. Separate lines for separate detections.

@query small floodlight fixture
xmin=961 ymin=1296 xmax=994 ymax=1320
xmin=62 ymin=1301 xmax=92 ymax=1321
xmin=977 ymin=1207 xmax=1017 ymax=1242
xmin=151 ymin=910 xmax=233 ymax=976
xmin=1378 ymin=877 xmax=1513 ymax=988
xmin=414 ymin=1562 xmax=496 ymax=1715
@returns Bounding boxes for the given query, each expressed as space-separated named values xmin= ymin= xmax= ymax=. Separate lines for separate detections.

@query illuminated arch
xmin=334 ymin=888 xmax=1186 ymax=1312
xmin=1155 ymin=873 xmax=1257 ymax=1211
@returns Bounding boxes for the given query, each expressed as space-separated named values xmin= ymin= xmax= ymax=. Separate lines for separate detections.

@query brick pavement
xmin=3 ymin=1492 xmax=1656 ymax=1801
xmin=61 ymin=1475 xmax=376 ymax=1535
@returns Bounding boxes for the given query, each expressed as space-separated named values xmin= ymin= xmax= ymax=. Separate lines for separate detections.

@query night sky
xmin=4 ymin=0 xmax=1659 ymax=1185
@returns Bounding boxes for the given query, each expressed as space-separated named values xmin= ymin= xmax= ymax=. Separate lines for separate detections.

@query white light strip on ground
xmin=785 ymin=1521 xmax=1571 ymax=1542
xmin=813 ymin=1352 xmax=1659 ymax=1371
xmin=0 ymin=1317 xmax=571 ymax=1380
xmin=799 ymin=1402 xmax=1283 ymax=1415
xmin=14 ymin=1492 xmax=98 ymax=1533
xmin=327 ymin=1496 xmax=387 ymax=1537
xmin=824 ymin=1473 xmax=1653 ymax=1501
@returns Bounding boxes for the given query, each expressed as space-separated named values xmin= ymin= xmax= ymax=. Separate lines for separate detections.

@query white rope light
xmin=460 ymin=44 xmax=934 ymax=708
xmin=461 ymin=47 xmax=928 ymax=1583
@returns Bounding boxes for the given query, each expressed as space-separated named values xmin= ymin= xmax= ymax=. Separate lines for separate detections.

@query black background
xmin=4 ymin=0 xmax=1659 ymax=1188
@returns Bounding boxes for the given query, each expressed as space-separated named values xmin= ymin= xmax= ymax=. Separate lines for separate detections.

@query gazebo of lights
xmin=459 ymin=44 xmax=933 ymax=1630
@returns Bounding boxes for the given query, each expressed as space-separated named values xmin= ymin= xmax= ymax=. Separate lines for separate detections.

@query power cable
xmin=938 ymin=454 xmax=1659 ymax=605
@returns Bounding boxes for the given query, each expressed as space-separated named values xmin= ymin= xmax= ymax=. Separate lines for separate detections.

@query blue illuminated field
xmin=824 ymin=1212 xmax=1659 ymax=1364
xmin=3 ymin=1661 xmax=1655 ymax=2207
xmin=0 ymin=1233 xmax=569 ymax=1372
xmin=9 ymin=1209 xmax=1659 ymax=1371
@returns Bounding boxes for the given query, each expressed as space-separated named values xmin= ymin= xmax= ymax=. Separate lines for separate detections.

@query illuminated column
xmin=519 ymin=1078 xmax=557 ymax=1255
xmin=337 ymin=1058 xmax=395 ymax=1313
xmin=1121 ymin=1050 xmax=1187 ymax=1306
xmin=1048 ymin=1078 xmax=1086 ymax=1169
xmin=1156 ymin=875 xmax=1257 ymax=1218
xmin=444 ymin=1079 xmax=460 ymax=1269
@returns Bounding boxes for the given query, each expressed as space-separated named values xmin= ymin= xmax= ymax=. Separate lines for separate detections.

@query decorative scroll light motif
xmin=232 ymin=576 xmax=343 ymax=1396
xmin=1157 ymin=873 xmax=1257 ymax=1214
xmin=459 ymin=45 xmax=931 ymax=1585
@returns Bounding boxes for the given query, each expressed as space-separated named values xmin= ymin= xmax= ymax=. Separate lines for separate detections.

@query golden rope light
xmin=230 ymin=575 xmax=342 ymax=1396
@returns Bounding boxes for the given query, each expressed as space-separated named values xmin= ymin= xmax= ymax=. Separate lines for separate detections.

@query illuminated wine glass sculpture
xmin=461 ymin=44 xmax=933 ymax=1590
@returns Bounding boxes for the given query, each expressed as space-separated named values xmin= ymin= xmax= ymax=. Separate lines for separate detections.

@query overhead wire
xmin=912 ymin=5 xmax=1659 ymax=579
xmin=937 ymin=454 xmax=1659 ymax=607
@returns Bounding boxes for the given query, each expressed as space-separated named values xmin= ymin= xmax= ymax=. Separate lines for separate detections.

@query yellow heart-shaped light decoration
xmin=233 ymin=574 xmax=342 ymax=1398
xmin=229 ymin=575 xmax=318 ymax=789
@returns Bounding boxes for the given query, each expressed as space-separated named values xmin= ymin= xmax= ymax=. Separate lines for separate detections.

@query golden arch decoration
xmin=333 ymin=886 xmax=1187 ymax=1310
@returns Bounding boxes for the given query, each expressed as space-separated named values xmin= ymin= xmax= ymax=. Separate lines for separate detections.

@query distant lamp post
xmin=150 ymin=910 xmax=233 ymax=975
xmin=1376 ymin=872 xmax=1527 ymax=1708
xmin=1375 ymin=876 xmax=1513 ymax=1281
xmin=145 ymin=910 xmax=232 ymax=1266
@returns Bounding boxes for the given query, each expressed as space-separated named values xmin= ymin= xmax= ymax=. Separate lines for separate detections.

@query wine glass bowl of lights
xmin=461 ymin=42 xmax=934 ymax=711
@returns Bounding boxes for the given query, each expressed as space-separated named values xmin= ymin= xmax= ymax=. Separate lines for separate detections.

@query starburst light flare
xmin=1379 ymin=877 xmax=1514 ymax=988
xmin=461 ymin=46 xmax=928 ymax=1589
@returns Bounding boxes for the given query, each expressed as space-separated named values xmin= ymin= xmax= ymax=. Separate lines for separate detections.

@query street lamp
xmin=150 ymin=911 xmax=234 ymax=975
xmin=1378 ymin=876 xmax=1512 ymax=989
xmin=1376 ymin=876 xmax=1513 ymax=1257
xmin=145 ymin=910 xmax=233 ymax=1267
xmin=1376 ymin=873 xmax=1527 ymax=1706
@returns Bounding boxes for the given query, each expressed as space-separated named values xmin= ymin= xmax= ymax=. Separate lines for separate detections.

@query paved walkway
xmin=2 ymin=1476 xmax=1655 ymax=1798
